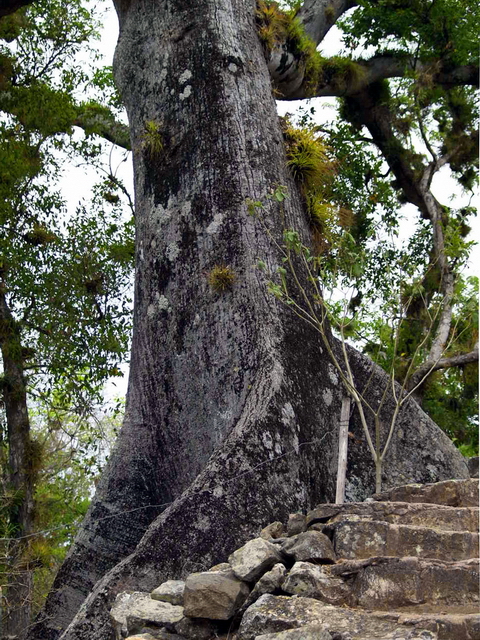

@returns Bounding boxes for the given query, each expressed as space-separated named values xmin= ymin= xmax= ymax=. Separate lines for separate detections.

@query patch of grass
xmin=208 ymin=265 xmax=236 ymax=292
xmin=283 ymin=122 xmax=334 ymax=191
xmin=142 ymin=120 xmax=163 ymax=157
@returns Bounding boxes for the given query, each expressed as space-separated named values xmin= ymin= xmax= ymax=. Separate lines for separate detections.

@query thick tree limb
xmin=339 ymin=86 xmax=432 ymax=215
xmin=0 ymin=88 xmax=130 ymax=149
xmin=409 ymin=345 xmax=479 ymax=391
xmin=73 ymin=107 xmax=131 ymax=150
xmin=285 ymin=57 xmax=479 ymax=99
xmin=297 ymin=0 xmax=356 ymax=46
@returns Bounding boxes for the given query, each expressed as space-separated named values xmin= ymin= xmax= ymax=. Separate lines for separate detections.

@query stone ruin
xmin=110 ymin=478 xmax=479 ymax=640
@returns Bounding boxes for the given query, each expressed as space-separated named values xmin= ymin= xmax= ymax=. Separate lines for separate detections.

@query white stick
xmin=335 ymin=396 xmax=351 ymax=504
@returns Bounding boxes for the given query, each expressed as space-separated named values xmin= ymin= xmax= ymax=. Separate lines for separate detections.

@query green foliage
xmin=141 ymin=120 xmax=163 ymax=157
xmin=208 ymin=265 xmax=236 ymax=292
xmin=337 ymin=0 xmax=479 ymax=197
xmin=0 ymin=0 xmax=133 ymax=620
xmin=282 ymin=119 xmax=351 ymax=252
xmin=0 ymin=0 xmax=133 ymax=408
xmin=339 ymin=0 xmax=479 ymax=66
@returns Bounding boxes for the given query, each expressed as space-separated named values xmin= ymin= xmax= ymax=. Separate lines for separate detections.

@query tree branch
xmin=409 ymin=345 xmax=479 ymax=391
xmin=297 ymin=0 xmax=357 ymax=46
xmin=73 ymin=105 xmax=131 ymax=151
xmin=0 ymin=88 xmax=131 ymax=149
xmin=285 ymin=57 xmax=479 ymax=99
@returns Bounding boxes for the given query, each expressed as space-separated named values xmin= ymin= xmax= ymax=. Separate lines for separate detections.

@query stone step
xmin=372 ymin=478 xmax=479 ymax=507
xmin=370 ymin=610 xmax=480 ymax=640
xmin=237 ymin=594 xmax=480 ymax=640
xmin=324 ymin=516 xmax=479 ymax=562
xmin=306 ymin=501 xmax=479 ymax=533
xmin=329 ymin=556 xmax=479 ymax=610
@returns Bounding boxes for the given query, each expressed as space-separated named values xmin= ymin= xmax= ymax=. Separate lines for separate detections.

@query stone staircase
xmin=111 ymin=478 xmax=479 ymax=640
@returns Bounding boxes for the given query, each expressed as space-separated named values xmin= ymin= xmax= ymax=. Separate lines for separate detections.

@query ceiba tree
xmin=0 ymin=0 xmax=474 ymax=638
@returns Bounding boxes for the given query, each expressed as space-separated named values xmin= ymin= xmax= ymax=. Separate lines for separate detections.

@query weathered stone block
xmin=238 ymin=594 xmax=426 ymax=640
xmin=328 ymin=518 xmax=479 ymax=561
xmin=281 ymin=531 xmax=336 ymax=564
xmin=260 ymin=521 xmax=285 ymax=540
xmin=372 ymin=478 xmax=479 ymax=507
xmin=254 ymin=625 xmax=332 ymax=639
xmin=183 ymin=570 xmax=249 ymax=620
xmin=110 ymin=592 xmax=184 ymax=639
xmin=126 ymin=629 xmax=184 ymax=639
xmin=174 ymin=615 xmax=217 ymax=639
xmin=466 ymin=456 xmax=479 ymax=478
xmin=283 ymin=562 xmax=351 ymax=606
xmin=330 ymin=556 xmax=479 ymax=610
xmin=287 ymin=513 xmax=306 ymax=536
xmin=307 ymin=501 xmax=479 ymax=533
xmin=151 ymin=580 xmax=185 ymax=605
xmin=241 ymin=563 xmax=287 ymax=612
xmin=208 ymin=562 xmax=231 ymax=572
xmin=229 ymin=537 xmax=284 ymax=582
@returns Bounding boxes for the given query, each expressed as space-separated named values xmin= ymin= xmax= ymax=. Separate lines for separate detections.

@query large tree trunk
xmin=27 ymin=1 xmax=468 ymax=639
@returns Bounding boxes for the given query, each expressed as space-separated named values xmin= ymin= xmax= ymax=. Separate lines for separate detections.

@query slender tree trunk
xmin=0 ymin=291 xmax=34 ymax=640
xmin=27 ymin=2 xmax=469 ymax=639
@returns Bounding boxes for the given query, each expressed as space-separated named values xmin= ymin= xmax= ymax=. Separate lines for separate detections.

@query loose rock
xmin=183 ymin=570 xmax=249 ymax=620
xmin=229 ymin=538 xmax=284 ymax=582
xmin=174 ymin=615 xmax=217 ymax=639
xmin=372 ymin=478 xmax=479 ymax=507
xmin=237 ymin=594 xmax=429 ymax=640
xmin=110 ymin=592 xmax=184 ymax=638
xmin=281 ymin=531 xmax=336 ymax=564
xmin=286 ymin=513 xmax=306 ymax=537
xmin=255 ymin=625 xmax=333 ymax=639
xmin=126 ymin=630 xmax=183 ymax=639
xmin=242 ymin=563 xmax=287 ymax=612
xmin=260 ymin=522 xmax=285 ymax=540
xmin=283 ymin=562 xmax=351 ymax=606
xmin=151 ymin=580 xmax=185 ymax=605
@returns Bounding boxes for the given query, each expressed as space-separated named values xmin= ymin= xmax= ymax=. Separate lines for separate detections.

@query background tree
xmin=13 ymin=1 xmax=474 ymax=639
xmin=0 ymin=1 xmax=133 ymax=635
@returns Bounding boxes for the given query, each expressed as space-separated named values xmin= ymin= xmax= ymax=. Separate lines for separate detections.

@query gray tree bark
xmin=27 ymin=1 xmax=469 ymax=639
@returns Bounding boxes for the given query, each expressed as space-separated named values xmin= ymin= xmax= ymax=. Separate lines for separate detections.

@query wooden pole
xmin=335 ymin=396 xmax=351 ymax=504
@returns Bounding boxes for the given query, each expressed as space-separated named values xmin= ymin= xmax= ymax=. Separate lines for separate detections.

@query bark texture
xmin=27 ymin=1 xmax=468 ymax=639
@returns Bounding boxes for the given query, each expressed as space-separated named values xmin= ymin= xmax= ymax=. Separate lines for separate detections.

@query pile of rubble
xmin=110 ymin=478 xmax=479 ymax=640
